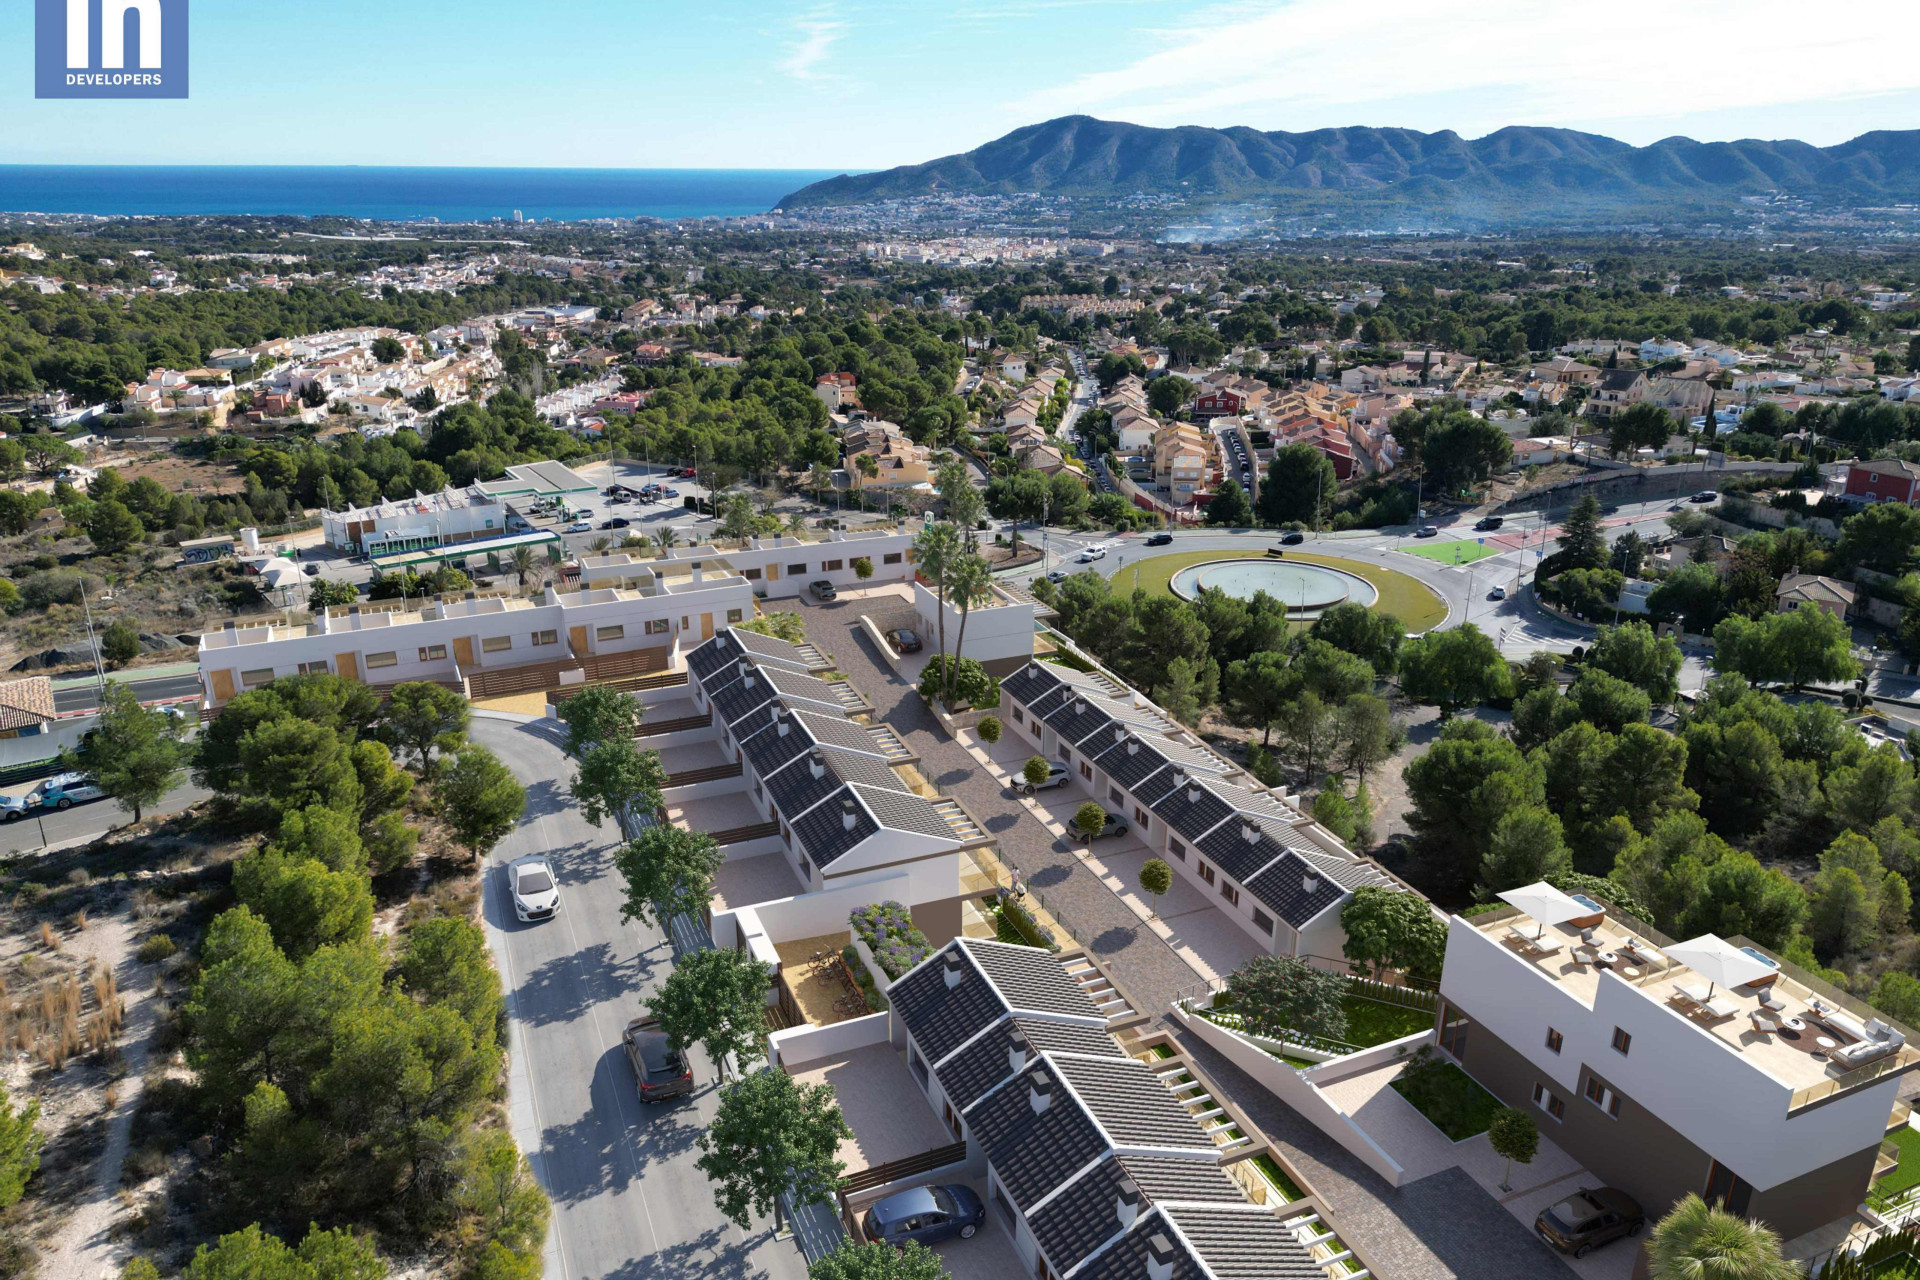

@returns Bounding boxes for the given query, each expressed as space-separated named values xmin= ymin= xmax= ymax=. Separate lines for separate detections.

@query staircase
xmin=930 ymin=798 xmax=984 ymax=844
xmin=864 ymin=724 xmax=913 ymax=761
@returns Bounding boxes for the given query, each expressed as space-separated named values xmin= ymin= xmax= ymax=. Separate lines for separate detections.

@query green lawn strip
xmin=1118 ymin=548 xmax=1447 ymax=632
xmin=1342 ymin=994 xmax=1435 ymax=1046
xmin=1877 ymin=1123 xmax=1920 ymax=1201
xmin=1390 ymin=1061 xmax=1501 ymax=1140
xmin=1251 ymin=1154 xmax=1306 ymax=1202
xmin=1399 ymin=539 xmax=1500 ymax=565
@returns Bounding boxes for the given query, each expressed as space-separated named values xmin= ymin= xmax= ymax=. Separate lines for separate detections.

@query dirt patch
xmin=101 ymin=452 xmax=244 ymax=500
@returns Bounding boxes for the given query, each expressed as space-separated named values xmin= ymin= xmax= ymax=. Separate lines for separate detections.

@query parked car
xmin=1416 ymin=525 xmax=1439 ymax=537
xmin=1019 ymin=761 xmax=1072 ymax=795
xmin=1 ymin=773 xmax=104 ymax=820
xmin=888 ymin=628 xmax=921 ymax=653
xmin=1146 ymin=532 xmax=1173 ymax=546
xmin=1093 ymin=810 xmax=1130 ymax=838
xmin=1280 ymin=531 xmax=1305 ymax=545
xmin=810 ymin=580 xmax=838 ymax=601
xmin=507 ymin=855 xmax=560 ymax=922
xmin=662 ymin=487 xmax=682 ymax=498
xmin=1488 ymin=585 xmax=1507 ymax=600
xmin=623 ymin=1015 xmax=695 ymax=1102
xmin=1691 ymin=490 xmax=1719 ymax=503
xmin=1474 ymin=516 xmax=1504 ymax=531
xmin=563 ymin=520 xmax=592 ymax=534
xmin=862 ymin=1185 xmax=985 ymax=1247
xmin=678 ymin=467 xmax=697 ymax=478
xmin=1534 ymin=1187 xmax=1643 ymax=1257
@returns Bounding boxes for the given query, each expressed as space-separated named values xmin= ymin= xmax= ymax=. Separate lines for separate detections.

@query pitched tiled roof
xmin=1163 ymin=1204 xmax=1327 ymax=1280
xmin=788 ymin=785 xmax=878 ymax=868
xmin=854 ymin=783 xmax=954 ymax=841
xmin=1149 ymin=771 xmax=1239 ymax=844
xmin=791 ymin=709 xmax=883 ymax=755
xmin=0 ymin=678 xmax=54 ymax=732
xmin=967 ymin=1059 xmax=1110 ymax=1212
xmin=761 ymin=665 xmax=849 ymax=710
xmin=729 ymin=626 xmax=820 ymax=670
xmin=1039 ymin=686 xmax=1118 ymax=748
xmin=710 ymin=671 xmax=777 ymax=725
xmin=1195 ymin=817 xmax=1292 ymax=886
xmin=684 ymin=631 xmax=746 ymax=683
xmin=968 ymin=941 xmax=1103 ymax=1019
xmin=1093 ymin=737 xmax=1175 ymax=794
xmin=889 ymin=942 xmax=1010 ymax=1065
xmin=764 ymin=746 xmax=906 ymax=822
xmin=739 ymin=705 xmax=815 ymax=777
xmin=1028 ymin=1156 xmax=1146 ymax=1275
xmin=1053 ymin=1055 xmax=1220 ymax=1153
xmin=1116 ymin=1154 xmax=1244 ymax=1204
xmin=935 ymin=1016 xmax=1122 ymax=1113
xmin=1243 ymin=848 xmax=1352 ymax=928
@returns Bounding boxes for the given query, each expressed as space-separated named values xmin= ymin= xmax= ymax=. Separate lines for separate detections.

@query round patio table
xmin=1816 ymin=1036 xmax=1838 ymax=1050
xmin=1783 ymin=1017 xmax=1806 ymax=1032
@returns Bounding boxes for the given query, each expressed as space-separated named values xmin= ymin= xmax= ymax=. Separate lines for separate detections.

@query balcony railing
xmin=1789 ymin=1045 xmax=1920 ymax=1113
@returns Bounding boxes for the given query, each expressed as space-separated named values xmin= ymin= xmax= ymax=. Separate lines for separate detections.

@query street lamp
xmin=79 ymin=585 xmax=113 ymax=699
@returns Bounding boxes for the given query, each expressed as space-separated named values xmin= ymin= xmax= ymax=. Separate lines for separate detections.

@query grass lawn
xmin=1399 ymin=538 xmax=1500 ymax=566
xmin=1878 ymin=1123 xmax=1920 ymax=1203
xmin=1251 ymin=1154 xmax=1306 ymax=1202
xmin=1342 ymin=995 xmax=1435 ymax=1046
xmin=1390 ymin=1059 xmax=1502 ymax=1141
xmin=1115 ymin=548 xmax=1448 ymax=632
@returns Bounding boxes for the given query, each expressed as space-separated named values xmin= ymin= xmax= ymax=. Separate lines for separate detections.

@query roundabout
xmin=1167 ymin=558 xmax=1378 ymax=617
xmin=1103 ymin=545 xmax=1451 ymax=632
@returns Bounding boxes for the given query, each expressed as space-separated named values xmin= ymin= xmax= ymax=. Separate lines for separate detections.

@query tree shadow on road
xmin=515 ymin=941 xmax=646 ymax=1026
xmin=524 ymin=777 xmax=580 ymax=821
xmin=539 ymin=1048 xmax=709 ymax=1207
xmin=592 ymin=1225 xmax=765 ymax=1280
xmin=1027 ymin=864 xmax=1071 ymax=889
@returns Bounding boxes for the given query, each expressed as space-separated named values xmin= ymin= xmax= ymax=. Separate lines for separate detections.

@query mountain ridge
xmin=775 ymin=116 xmax=1920 ymax=220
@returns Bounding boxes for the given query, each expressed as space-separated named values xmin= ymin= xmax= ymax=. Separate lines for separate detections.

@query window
xmin=822 ymin=559 xmax=843 ymax=572
xmin=596 ymin=625 xmax=624 ymax=641
xmin=726 ymin=608 xmax=744 ymax=624
xmin=1168 ymin=839 xmax=1185 ymax=861
xmin=1109 ymin=787 xmax=1124 ymax=805
xmin=646 ymin=618 xmax=669 ymax=635
xmin=297 ymin=660 xmax=330 ymax=676
xmin=1134 ymin=806 xmax=1149 ymax=826
xmin=1012 ymin=708 xmax=1024 ymax=724
xmin=1532 ymin=1083 xmax=1565 ymax=1121
xmin=1611 ymin=1027 xmax=1632 ymax=1056
xmin=788 ymin=563 xmax=807 ymax=577
xmin=741 ymin=568 xmax=762 ymax=580
xmin=798 ymin=855 xmax=812 ymax=880
xmin=532 ymin=630 xmax=557 ymax=646
xmin=1437 ymin=1001 xmax=1471 ymax=1059
xmin=481 ymin=635 xmax=513 ymax=652
xmin=908 ymin=1044 xmax=929 ymax=1089
xmin=883 ymin=552 xmax=902 ymax=565
xmin=1584 ymin=1076 xmax=1623 ymax=1118
xmin=365 ymin=651 xmax=397 ymax=669
xmin=1079 ymin=762 xmax=1092 ymax=780
xmin=241 ymin=668 xmax=275 ymax=687
xmin=1545 ymin=1028 xmax=1563 ymax=1054
xmin=418 ymin=645 xmax=447 ymax=662
xmin=1704 ymin=1162 xmax=1754 ymax=1216
xmin=1252 ymin=908 xmax=1274 ymax=934
xmin=1058 ymin=746 xmax=1072 ymax=762
xmin=1197 ymin=861 xmax=1215 ymax=886
xmin=1220 ymin=881 xmax=1239 ymax=907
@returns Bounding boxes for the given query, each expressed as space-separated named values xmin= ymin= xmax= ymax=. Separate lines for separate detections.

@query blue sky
xmin=8 ymin=0 xmax=1917 ymax=169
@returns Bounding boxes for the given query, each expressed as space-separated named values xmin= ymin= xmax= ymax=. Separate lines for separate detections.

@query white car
xmin=508 ymin=856 xmax=560 ymax=922
xmin=1076 ymin=547 xmax=1107 ymax=563
xmin=563 ymin=520 xmax=592 ymax=534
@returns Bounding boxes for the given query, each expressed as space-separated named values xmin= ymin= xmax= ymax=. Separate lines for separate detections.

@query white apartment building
xmin=578 ymin=528 xmax=917 ymax=602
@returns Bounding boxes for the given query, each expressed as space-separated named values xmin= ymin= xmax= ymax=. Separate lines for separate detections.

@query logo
xmin=35 ymin=0 xmax=188 ymax=98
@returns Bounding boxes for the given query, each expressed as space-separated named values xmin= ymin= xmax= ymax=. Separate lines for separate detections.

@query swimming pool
xmin=1167 ymin=558 xmax=1380 ymax=617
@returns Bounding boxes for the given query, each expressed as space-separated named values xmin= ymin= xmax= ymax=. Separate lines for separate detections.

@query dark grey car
xmin=623 ymin=1016 xmax=694 ymax=1102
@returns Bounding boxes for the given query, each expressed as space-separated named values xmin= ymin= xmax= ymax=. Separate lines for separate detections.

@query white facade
xmin=912 ymin=581 xmax=1036 ymax=665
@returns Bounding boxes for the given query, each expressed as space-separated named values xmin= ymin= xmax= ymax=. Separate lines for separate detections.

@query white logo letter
xmin=66 ymin=0 xmax=89 ymax=68
xmin=99 ymin=0 xmax=161 ymax=70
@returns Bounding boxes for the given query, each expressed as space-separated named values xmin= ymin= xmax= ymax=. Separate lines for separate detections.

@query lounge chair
xmin=1695 ymin=997 xmax=1739 ymax=1023
xmin=1757 ymin=987 xmax=1787 ymax=1012
xmin=1626 ymin=940 xmax=1666 ymax=967
xmin=1749 ymin=1009 xmax=1784 ymax=1035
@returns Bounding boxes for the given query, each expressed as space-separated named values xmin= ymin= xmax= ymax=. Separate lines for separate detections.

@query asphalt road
xmin=470 ymin=716 xmax=806 ymax=1280
xmin=52 ymin=671 xmax=203 ymax=714
xmin=0 ymin=776 xmax=213 ymax=854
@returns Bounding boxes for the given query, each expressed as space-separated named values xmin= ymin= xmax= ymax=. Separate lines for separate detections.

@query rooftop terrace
xmin=1470 ymin=903 xmax=1919 ymax=1110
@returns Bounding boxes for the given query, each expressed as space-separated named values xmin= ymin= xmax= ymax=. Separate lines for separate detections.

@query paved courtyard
xmin=710 ymin=851 xmax=804 ymax=912
xmin=789 ymin=1043 xmax=953 ymax=1174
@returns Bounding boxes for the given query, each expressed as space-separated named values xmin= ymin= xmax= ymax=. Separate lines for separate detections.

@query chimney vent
xmin=809 ymin=752 xmax=826 ymax=779
xmin=1029 ymin=1070 xmax=1052 ymax=1114
xmin=842 ymin=796 xmax=858 ymax=831
xmin=1303 ymin=873 xmax=1320 ymax=894
xmin=1074 ymin=699 xmax=1087 ymax=716
xmin=944 ymin=948 xmax=964 ymax=988
xmin=1116 ymin=1176 xmax=1141 ymax=1229
xmin=1146 ymin=1233 xmax=1176 ymax=1280
xmin=1127 ymin=740 xmax=1139 ymax=756
xmin=1007 ymin=1026 xmax=1029 ymax=1074
xmin=1188 ymin=782 xmax=1202 ymax=804
xmin=1242 ymin=820 xmax=1260 ymax=844
xmin=1114 ymin=726 xmax=1126 ymax=746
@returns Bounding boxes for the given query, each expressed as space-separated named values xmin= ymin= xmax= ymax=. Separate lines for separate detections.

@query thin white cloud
xmin=782 ymin=7 xmax=846 ymax=82
xmin=1013 ymin=0 xmax=1920 ymax=144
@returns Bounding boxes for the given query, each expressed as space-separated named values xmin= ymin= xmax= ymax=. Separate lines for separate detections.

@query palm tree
xmin=651 ymin=526 xmax=679 ymax=556
xmin=808 ymin=462 xmax=835 ymax=503
xmin=510 ymin=545 xmax=535 ymax=587
xmin=1647 ymin=1195 xmax=1797 ymax=1280
xmin=589 ymin=536 xmax=612 ymax=556
xmin=913 ymin=522 xmax=960 ymax=683
xmin=945 ymin=552 xmax=993 ymax=705
xmin=854 ymin=453 xmax=879 ymax=511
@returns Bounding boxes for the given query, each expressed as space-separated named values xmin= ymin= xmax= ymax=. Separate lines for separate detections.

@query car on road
xmin=1416 ymin=525 xmax=1439 ymax=537
xmin=600 ymin=518 xmax=630 ymax=530
xmin=304 ymin=562 xmax=321 ymax=575
xmin=563 ymin=520 xmax=592 ymax=534
xmin=1 ymin=772 xmax=105 ymax=820
xmin=662 ymin=487 xmax=682 ymax=498
xmin=1046 ymin=569 xmax=1070 ymax=583
xmin=1691 ymin=490 xmax=1719 ymax=503
xmin=1075 ymin=547 xmax=1107 ymax=563
xmin=1146 ymin=532 xmax=1172 ymax=546
xmin=1280 ymin=531 xmax=1305 ymax=545
xmin=1488 ymin=585 xmax=1507 ymax=600
xmin=622 ymin=1015 xmax=695 ymax=1102
xmin=1019 ymin=762 xmax=1072 ymax=795
xmin=1534 ymin=1187 xmax=1643 ymax=1257
xmin=809 ymin=580 xmax=838 ymax=601
xmin=1474 ymin=516 xmax=1504 ymax=531
xmin=1092 ymin=810 xmax=1130 ymax=838
xmin=1668 ymin=502 xmax=1684 ymax=512
xmin=507 ymin=855 xmax=560 ymax=922
xmin=888 ymin=628 xmax=921 ymax=653
xmin=863 ymin=1185 xmax=985 ymax=1247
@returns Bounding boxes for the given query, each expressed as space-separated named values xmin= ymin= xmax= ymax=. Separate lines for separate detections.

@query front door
xmin=336 ymin=652 xmax=359 ymax=683
xmin=210 ymin=669 xmax=235 ymax=702
xmin=569 ymin=626 xmax=589 ymax=656
xmin=453 ymin=636 xmax=476 ymax=667
xmin=700 ymin=613 xmax=714 ymax=640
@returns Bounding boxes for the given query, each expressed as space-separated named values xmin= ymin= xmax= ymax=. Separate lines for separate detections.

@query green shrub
xmin=136 ymin=934 xmax=176 ymax=964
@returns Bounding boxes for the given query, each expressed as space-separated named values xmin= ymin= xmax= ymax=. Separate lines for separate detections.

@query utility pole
xmin=79 ymin=585 xmax=110 ymax=700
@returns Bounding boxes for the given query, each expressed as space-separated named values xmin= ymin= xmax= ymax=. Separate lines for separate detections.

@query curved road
xmin=470 ymin=715 xmax=804 ymax=1280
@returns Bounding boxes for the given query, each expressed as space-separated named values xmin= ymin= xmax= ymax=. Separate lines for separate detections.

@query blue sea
xmin=0 ymin=166 xmax=851 ymax=222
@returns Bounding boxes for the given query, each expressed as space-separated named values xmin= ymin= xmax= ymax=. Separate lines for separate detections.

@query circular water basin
xmin=1168 ymin=558 xmax=1378 ymax=616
